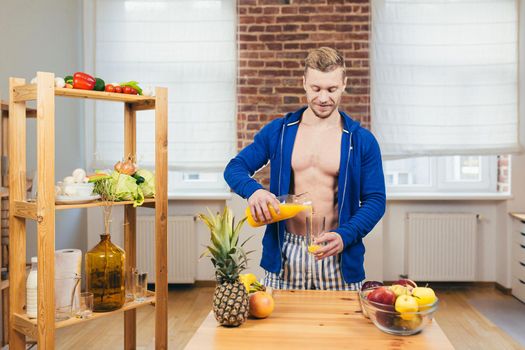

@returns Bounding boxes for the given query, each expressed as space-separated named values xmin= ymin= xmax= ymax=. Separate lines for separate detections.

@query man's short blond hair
xmin=304 ymin=47 xmax=346 ymax=75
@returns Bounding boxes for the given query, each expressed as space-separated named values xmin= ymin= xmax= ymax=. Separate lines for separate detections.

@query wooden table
xmin=185 ymin=290 xmax=454 ymax=349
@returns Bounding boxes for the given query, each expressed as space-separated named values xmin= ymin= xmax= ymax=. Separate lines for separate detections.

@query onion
xmin=114 ymin=158 xmax=137 ymax=175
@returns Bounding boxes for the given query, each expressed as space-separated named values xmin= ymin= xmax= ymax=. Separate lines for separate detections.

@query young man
xmin=224 ymin=47 xmax=386 ymax=290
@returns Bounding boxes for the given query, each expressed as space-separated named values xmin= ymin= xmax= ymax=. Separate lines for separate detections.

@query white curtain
xmin=371 ymin=0 xmax=520 ymax=159
xmin=93 ymin=0 xmax=236 ymax=171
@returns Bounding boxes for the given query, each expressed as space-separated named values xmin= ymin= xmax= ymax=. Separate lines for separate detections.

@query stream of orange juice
xmin=245 ymin=203 xmax=312 ymax=227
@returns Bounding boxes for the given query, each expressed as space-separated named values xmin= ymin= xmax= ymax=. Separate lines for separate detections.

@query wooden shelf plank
xmin=14 ymin=198 xmax=156 ymax=213
xmin=54 ymin=87 xmax=156 ymax=107
xmin=1 ymin=101 xmax=36 ymax=117
xmin=12 ymin=85 xmax=37 ymax=102
xmin=13 ymin=292 xmax=155 ymax=338
xmin=13 ymin=201 xmax=37 ymax=221
xmin=55 ymin=197 xmax=155 ymax=210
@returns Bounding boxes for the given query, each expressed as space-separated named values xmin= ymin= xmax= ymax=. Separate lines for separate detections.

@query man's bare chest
xmin=291 ymin=125 xmax=342 ymax=176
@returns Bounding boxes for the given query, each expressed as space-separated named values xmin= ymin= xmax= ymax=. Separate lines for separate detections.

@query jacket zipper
xmin=339 ymin=131 xmax=352 ymax=284
xmin=277 ymin=122 xmax=286 ymax=274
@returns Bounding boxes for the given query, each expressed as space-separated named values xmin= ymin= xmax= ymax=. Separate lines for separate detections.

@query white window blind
xmin=371 ymin=0 xmax=520 ymax=159
xmin=93 ymin=0 xmax=236 ymax=178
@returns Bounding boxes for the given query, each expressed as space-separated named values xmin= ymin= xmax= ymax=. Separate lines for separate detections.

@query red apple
xmin=361 ymin=280 xmax=384 ymax=291
xmin=367 ymin=286 xmax=396 ymax=306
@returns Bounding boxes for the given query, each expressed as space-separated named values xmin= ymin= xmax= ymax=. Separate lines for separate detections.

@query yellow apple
xmin=395 ymin=294 xmax=419 ymax=320
xmin=411 ymin=287 xmax=437 ymax=310
xmin=389 ymin=284 xmax=408 ymax=297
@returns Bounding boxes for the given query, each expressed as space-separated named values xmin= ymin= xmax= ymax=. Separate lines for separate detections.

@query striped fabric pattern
xmin=264 ymin=231 xmax=362 ymax=291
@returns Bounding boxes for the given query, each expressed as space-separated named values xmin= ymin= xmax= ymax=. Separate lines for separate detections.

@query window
xmin=371 ymin=0 xmax=517 ymax=196
xmin=87 ymin=0 xmax=236 ymax=194
xmin=384 ymin=155 xmax=502 ymax=194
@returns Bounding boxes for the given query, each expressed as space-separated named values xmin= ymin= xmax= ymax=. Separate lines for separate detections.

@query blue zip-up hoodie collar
xmin=283 ymin=106 xmax=361 ymax=133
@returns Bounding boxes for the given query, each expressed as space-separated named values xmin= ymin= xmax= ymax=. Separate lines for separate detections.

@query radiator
xmin=406 ymin=212 xmax=478 ymax=281
xmin=136 ymin=216 xmax=196 ymax=283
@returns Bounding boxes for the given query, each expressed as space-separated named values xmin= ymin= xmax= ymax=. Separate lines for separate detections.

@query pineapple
xmin=198 ymin=207 xmax=251 ymax=327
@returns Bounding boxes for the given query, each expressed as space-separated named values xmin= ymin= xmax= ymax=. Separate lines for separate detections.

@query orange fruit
xmin=249 ymin=291 xmax=274 ymax=319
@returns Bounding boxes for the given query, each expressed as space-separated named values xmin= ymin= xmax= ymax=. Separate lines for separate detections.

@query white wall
xmin=0 ymin=0 xmax=86 ymax=260
xmin=0 ymin=0 xmax=85 ymax=341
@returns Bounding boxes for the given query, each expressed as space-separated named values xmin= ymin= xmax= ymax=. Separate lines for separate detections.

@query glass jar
xmin=85 ymin=234 xmax=126 ymax=312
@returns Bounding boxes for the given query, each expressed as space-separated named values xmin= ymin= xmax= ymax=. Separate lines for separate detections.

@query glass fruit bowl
xmin=359 ymin=287 xmax=439 ymax=336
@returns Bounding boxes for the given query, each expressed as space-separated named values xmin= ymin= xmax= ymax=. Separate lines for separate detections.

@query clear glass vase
xmin=85 ymin=234 xmax=126 ymax=312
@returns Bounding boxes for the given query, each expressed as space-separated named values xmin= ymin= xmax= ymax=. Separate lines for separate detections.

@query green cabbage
xmin=110 ymin=171 xmax=144 ymax=207
xmin=135 ymin=169 xmax=155 ymax=198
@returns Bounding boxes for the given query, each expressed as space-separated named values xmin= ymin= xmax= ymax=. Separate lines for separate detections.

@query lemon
xmin=308 ymin=244 xmax=321 ymax=253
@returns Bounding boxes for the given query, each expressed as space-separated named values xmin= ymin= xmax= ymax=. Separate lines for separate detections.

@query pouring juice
xmin=245 ymin=193 xmax=312 ymax=227
xmin=245 ymin=203 xmax=312 ymax=227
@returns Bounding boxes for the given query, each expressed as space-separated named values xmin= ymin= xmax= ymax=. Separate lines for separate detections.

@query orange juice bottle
xmin=245 ymin=203 xmax=311 ymax=227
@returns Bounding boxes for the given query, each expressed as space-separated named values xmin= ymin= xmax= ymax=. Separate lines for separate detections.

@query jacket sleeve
xmin=223 ymin=121 xmax=277 ymax=199
xmin=334 ymin=131 xmax=386 ymax=248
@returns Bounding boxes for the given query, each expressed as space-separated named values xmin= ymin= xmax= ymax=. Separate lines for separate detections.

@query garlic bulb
xmin=72 ymin=168 xmax=87 ymax=183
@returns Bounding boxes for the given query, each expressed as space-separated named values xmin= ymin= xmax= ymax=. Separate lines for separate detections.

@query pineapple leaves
xmin=197 ymin=206 xmax=252 ymax=283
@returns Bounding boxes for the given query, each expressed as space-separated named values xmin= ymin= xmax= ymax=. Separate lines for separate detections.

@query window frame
xmin=384 ymin=155 xmax=502 ymax=194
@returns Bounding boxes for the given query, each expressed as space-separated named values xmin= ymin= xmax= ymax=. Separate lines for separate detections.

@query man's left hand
xmin=314 ymin=232 xmax=344 ymax=260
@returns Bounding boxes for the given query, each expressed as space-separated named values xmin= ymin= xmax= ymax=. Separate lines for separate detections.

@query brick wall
xmin=497 ymin=155 xmax=509 ymax=193
xmin=236 ymin=0 xmax=370 ymax=185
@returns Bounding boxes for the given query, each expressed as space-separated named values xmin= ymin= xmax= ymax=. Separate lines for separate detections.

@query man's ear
xmin=343 ymin=76 xmax=348 ymax=90
xmin=303 ymin=75 xmax=306 ymax=91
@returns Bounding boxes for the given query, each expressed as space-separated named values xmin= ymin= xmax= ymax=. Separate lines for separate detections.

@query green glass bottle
xmin=85 ymin=234 xmax=126 ymax=312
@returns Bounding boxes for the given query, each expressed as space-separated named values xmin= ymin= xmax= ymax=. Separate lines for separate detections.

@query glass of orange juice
xmin=245 ymin=192 xmax=312 ymax=227
xmin=306 ymin=215 xmax=325 ymax=254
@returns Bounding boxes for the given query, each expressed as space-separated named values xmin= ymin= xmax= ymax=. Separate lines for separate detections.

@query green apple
xmin=412 ymin=287 xmax=437 ymax=310
xmin=395 ymin=294 xmax=419 ymax=320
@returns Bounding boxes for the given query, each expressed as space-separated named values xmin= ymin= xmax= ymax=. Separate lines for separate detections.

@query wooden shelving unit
xmin=8 ymin=72 xmax=168 ymax=349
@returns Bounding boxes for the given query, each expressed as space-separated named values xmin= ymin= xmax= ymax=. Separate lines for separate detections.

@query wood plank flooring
xmin=49 ymin=285 xmax=524 ymax=349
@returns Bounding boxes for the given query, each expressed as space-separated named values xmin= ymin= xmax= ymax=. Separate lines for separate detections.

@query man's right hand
xmin=248 ymin=189 xmax=281 ymax=223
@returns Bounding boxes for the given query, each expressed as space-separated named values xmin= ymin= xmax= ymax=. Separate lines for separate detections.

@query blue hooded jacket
xmin=224 ymin=107 xmax=386 ymax=283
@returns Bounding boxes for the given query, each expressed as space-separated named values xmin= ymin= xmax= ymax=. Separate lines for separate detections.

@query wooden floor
xmin=433 ymin=286 xmax=524 ymax=350
xmin=48 ymin=285 xmax=523 ymax=349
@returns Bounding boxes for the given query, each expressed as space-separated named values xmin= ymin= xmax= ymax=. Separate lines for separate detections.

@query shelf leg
xmin=8 ymin=77 xmax=28 ymax=350
xmin=124 ymin=103 xmax=137 ymax=349
xmin=124 ymin=206 xmax=136 ymax=349
xmin=36 ymin=72 xmax=56 ymax=349
xmin=155 ymin=87 xmax=168 ymax=349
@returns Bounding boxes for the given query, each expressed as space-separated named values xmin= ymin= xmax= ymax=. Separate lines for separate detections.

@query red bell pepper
xmin=73 ymin=72 xmax=96 ymax=90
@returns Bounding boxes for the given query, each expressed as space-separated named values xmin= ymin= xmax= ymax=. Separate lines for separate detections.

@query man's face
xmin=303 ymin=67 xmax=347 ymax=119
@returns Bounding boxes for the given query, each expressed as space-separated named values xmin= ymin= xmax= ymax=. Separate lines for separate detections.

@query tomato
xmin=123 ymin=86 xmax=132 ymax=94
xmin=114 ymin=86 xmax=123 ymax=93
xmin=129 ymin=87 xmax=138 ymax=95
xmin=105 ymin=84 xmax=115 ymax=93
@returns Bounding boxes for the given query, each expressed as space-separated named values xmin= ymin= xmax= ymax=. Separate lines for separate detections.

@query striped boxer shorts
xmin=264 ymin=230 xmax=362 ymax=291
